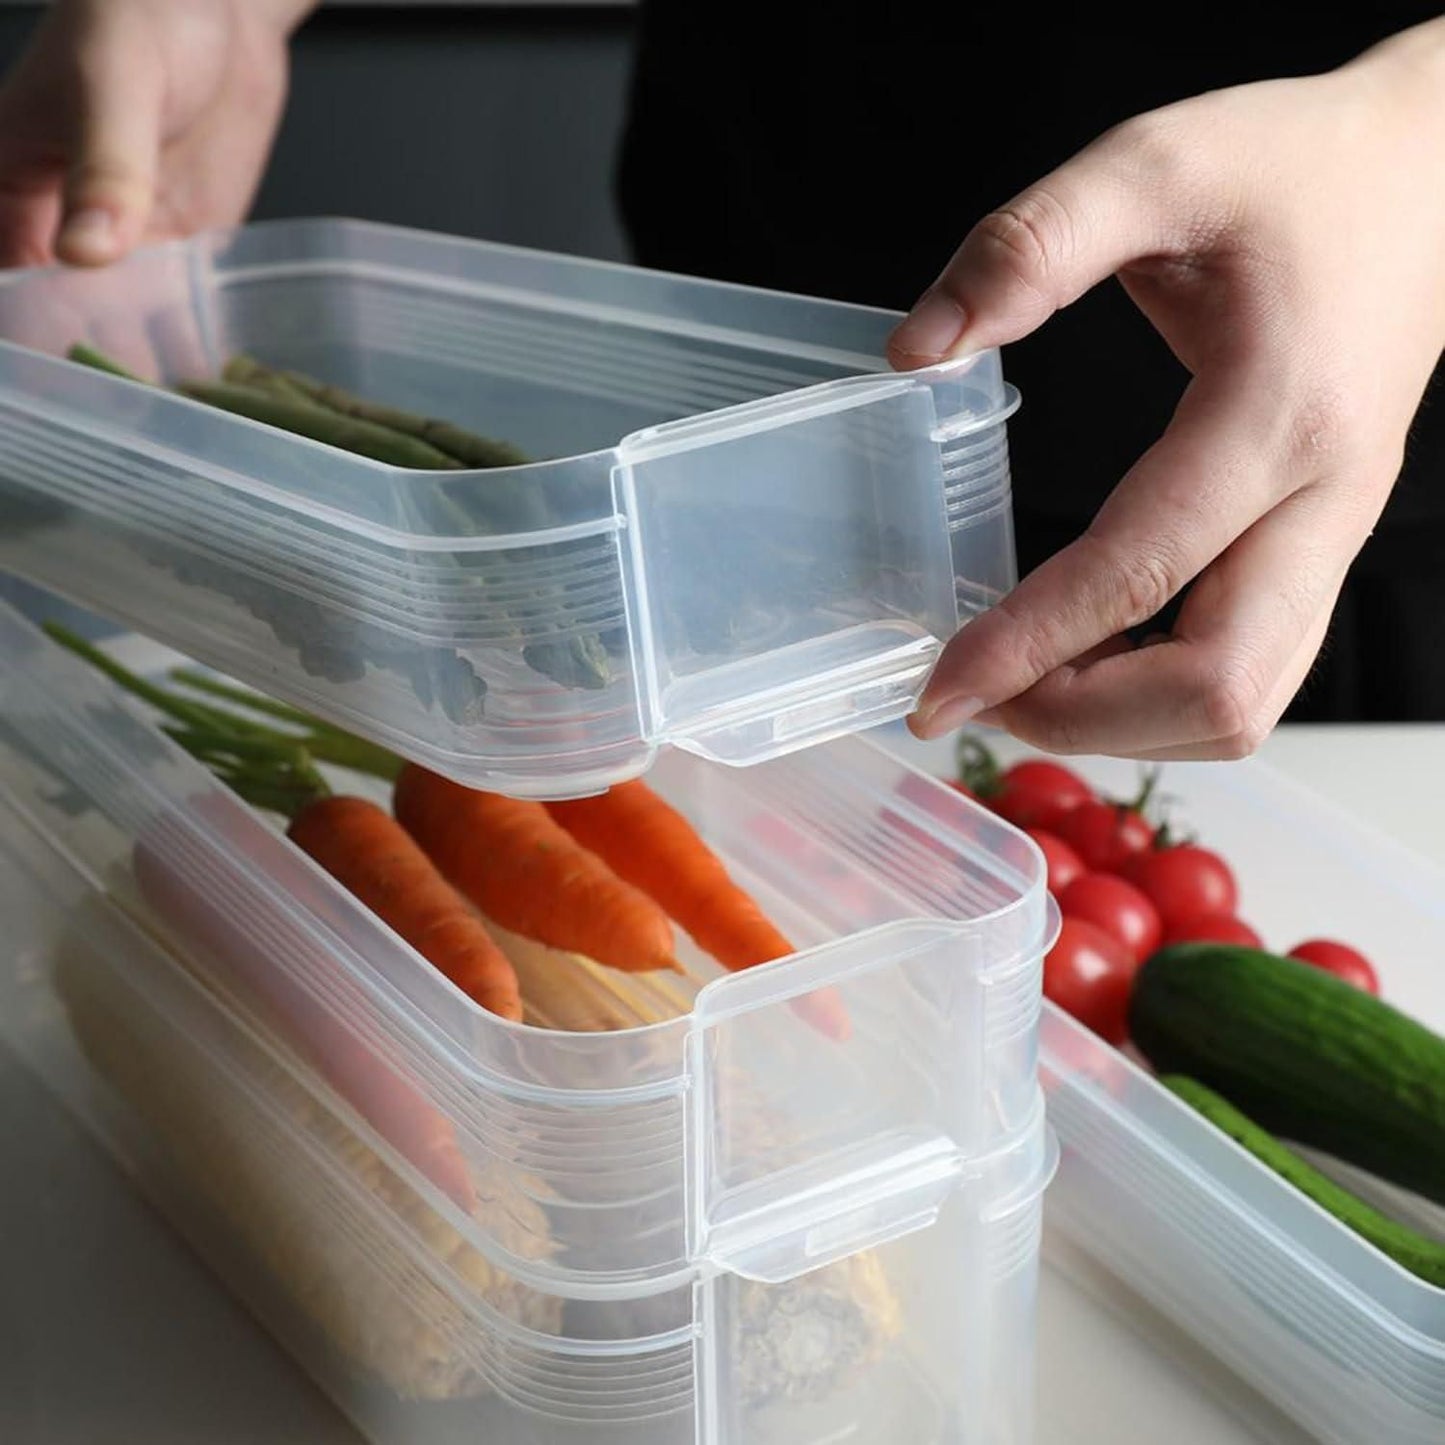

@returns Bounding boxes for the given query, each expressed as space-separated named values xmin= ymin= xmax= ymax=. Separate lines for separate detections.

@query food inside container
xmin=926 ymin=731 xmax=1445 ymax=1445
xmin=0 ymin=600 xmax=1054 ymax=1444
xmin=0 ymin=220 xmax=1021 ymax=796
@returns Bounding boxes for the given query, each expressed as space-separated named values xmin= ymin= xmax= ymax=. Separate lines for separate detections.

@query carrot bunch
xmin=547 ymin=782 xmax=851 ymax=1040
xmin=393 ymin=767 xmax=679 ymax=975
xmin=547 ymin=781 xmax=794 ymax=972
xmin=44 ymin=626 xmax=524 ymax=1024
xmin=128 ymin=814 xmax=479 ymax=1210
xmin=48 ymin=627 xmax=844 ymax=1040
xmin=288 ymin=794 xmax=524 ymax=1020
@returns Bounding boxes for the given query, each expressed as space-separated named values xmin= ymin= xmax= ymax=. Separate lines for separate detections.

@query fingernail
xmin=888 ymin=290 xmax=967 ymax=363
xmin=910 ymin=694 xmax=985 ymax=740
xmin=58 ymin=208 xmax=115 ymax=261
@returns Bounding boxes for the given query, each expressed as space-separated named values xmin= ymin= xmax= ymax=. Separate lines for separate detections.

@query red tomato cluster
xmin=954 ymin=745 xmax=1379 ymax=1044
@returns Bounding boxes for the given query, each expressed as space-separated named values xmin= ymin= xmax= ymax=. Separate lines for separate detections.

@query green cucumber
xmin=1161 ymin=1075 xmax=1445 ymax=1288
xmin=1129 ymin=943 xmax=1445 ymax=1206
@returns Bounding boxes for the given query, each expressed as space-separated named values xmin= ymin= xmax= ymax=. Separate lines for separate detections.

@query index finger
xmin=910 ymin=362 xmax=1301 ymax=737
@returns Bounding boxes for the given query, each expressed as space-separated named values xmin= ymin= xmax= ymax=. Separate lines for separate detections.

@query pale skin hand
xmin=894 ymin=18 xmax=1445 ymax=761
xmin=0 ymin=0 xmax=316 ymax=268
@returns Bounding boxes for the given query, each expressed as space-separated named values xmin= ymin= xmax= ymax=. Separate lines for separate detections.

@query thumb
xmin=56 ymin=43 xmax=164 ymax=266
xmin=887 ymin=129 xmax=1180 ymax=367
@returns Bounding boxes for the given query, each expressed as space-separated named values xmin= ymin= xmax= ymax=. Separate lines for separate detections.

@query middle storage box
xmin=0 ymin=603 xmax=1057 ymax=1445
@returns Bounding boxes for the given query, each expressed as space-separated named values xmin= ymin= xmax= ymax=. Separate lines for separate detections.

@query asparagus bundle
xmin=51 ymin=343 xmax=931 ymax=722
xmin=225 ymin=354 xmax=530 ymax=470
xmin=65 ymin=345 xmax=614 ymax=711
xmin=206 ymin=355 xmax=614 ymax=691
xmin=179 ymin=377 xmax=467 ymax=470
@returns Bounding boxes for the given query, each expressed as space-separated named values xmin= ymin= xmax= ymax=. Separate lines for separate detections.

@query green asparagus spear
xmin=177 ymin=379 xmax=466 ymax=471
xmin=255 ymin=358 xmax=531 ymax=470
xmin=221 ymin=356 xmax=543 ymax=524
xmin=222 ymin=354 xmax=322 ymax=406
xmin=66 ymin=343 xmax=146 ymax=383
xmin=77 ymin=340 xmax=612 ymax=697
xmin=217 ymin=357 xmax=610 ymax=689
xmin=226 ymin=355 xmax=553 ymax=529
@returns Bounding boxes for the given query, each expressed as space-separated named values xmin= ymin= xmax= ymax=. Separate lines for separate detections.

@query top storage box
xmin=0 ymin=220 xmax=1019 ymax=797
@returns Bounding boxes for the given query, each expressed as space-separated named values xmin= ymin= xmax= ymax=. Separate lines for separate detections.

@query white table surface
xmin=3 ymin=723 xmax=1442 ymax=1445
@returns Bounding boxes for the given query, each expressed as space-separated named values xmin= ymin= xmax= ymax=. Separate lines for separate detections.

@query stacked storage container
xmin=0 ymin=221 xmax=1053 ymax=1445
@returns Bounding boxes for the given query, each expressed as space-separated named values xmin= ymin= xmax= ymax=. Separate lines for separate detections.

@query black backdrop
xmin=0 ymin=5 xmax=639 ymax=261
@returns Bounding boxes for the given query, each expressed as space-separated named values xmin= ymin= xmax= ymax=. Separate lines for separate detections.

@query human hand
xmin=0 ymin=0 xmax=312 ymax=268
xmin=893 ymin=18 xmax=1445 ymax=760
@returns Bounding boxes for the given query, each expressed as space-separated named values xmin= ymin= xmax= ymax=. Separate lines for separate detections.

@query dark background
xmin=0 ymin=4 xmax=641 ymax=261
xmin=4 ymin=5 xmax=1439 ymax=718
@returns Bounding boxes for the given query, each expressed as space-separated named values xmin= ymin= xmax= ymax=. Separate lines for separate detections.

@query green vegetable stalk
xmin=56 ymin=343 xmax=914 ymax=708
xmin=210 ymin=358 xmax=611 ymax=691
xmin=59 ymin=343 xmax=615 ymax=704
xmin=177 ymin=380 xmax=465 ymax=471
xmin=217 ymin=354 xmax=318 ymax=407
xmin=224 ymin=355 xmax=529 ymax=469
xmin=67 ymin=343 xmax=145 ymax=383
xmin=44 ymin=625 xmax=403 ymax=786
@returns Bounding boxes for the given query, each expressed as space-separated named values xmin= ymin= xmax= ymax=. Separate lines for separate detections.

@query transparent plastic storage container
xmin=1033 ymin=754 xmax=1445 ymax=1445
xmin=0 ymin=603 xmax=1057 ymax=1445
xmin=0 ymin=219 xmax=1019 ymax=798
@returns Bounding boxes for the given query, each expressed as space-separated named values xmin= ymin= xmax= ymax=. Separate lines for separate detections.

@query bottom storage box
xmin=0 ymin=606 xmax=1056 ymax=1445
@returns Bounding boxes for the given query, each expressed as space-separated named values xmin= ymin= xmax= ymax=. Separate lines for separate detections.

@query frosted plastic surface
xmin=0 ymin=605 xmax=1054 ymax=1445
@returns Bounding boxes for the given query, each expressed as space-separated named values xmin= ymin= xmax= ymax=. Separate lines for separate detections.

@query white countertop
xmin=3 ymin=723 xmax=1442 ymax=1445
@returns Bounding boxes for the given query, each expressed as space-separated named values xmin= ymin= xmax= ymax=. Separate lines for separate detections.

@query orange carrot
xmin=132 ymin=815 xmax=478 ymax=1213
xmin=44 ymin=627 xmax=511 ymax=1211
xmin=546 ymin=781 xmax=851 ymax=1040
xmin=392 ymin=765 xmax=678 ymax=974
xmin=288 ymin=795 xmax=523 ymax=1022
xmin=547 ymin=780 xmax=790 ymax=968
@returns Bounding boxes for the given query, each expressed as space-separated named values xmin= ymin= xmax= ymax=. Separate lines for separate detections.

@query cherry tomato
xmin=1052 ymin=799 xmax=1155 ymax=873
xmin=1124 ymin=845 xmax=1238 ymax=929
xmin=1059 ymin=873 xmax=1163 ymax=964
xmin=1163 ymin=913 xmax=1262 ymax=948
xmin=1288 ymin=938 xmax=1380 ymax=993
xmin=1044 ymin=917 xmax=1139 ymax=1045
xmin=1027 ymin=827 xmax=1086 ymax=894
xmin=987 ymin=760 xmax=1093 ymax=831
